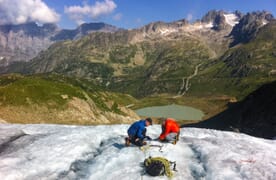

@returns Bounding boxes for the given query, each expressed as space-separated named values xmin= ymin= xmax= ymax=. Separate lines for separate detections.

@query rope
xmin=149 ymin=144 xmax=164 ymax=152
xmin=140 ymin=144 xmax=163 ymax=152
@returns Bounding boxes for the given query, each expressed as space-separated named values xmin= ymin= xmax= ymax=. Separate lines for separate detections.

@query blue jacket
xmin=127 ymin=120 xmax=146 ymax=139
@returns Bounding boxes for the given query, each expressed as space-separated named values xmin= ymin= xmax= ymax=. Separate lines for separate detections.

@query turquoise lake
xmin=135 ymin=104 xmax=205 ymax=120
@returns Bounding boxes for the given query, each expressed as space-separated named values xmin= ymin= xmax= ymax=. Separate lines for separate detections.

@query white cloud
xmin=187 ymin=13 xmax=193 ymax=21
xmin=0 ymin=0 xmax=60 ymax=25
xmin=136 ymin=18 xmax=142 ymax=24
xmin=113 ymin=13 xmax=122 ymax=21
xmin=65 ymin=0 xmax=117 ymax=25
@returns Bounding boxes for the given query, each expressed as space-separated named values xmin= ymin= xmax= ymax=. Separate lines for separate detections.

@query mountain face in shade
xmin=184 ymin=81 xmax=276 ymax=139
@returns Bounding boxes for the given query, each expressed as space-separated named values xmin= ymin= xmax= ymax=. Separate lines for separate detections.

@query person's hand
xmin=135 ymin=138 xmax=139 ymax=142
xmin=158 ymin=138 xmax=165 ymax=142
xmin=152 ymin=137 xmax=160 ymax=141
xmin=145 ymin=136 xmax=152 ymax=140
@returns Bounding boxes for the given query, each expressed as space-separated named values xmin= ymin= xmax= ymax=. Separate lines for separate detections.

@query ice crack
xmin=58 ymin=136 xmax=123 ymax=179
xmin=188 ymin=143 xmax=208 ymax=179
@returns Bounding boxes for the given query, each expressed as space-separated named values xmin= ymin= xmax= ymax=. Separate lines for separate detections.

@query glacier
xmin=0 ymin=124 xmax=275 ymax=180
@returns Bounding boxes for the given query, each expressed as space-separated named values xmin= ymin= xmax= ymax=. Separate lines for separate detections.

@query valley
xmin=0 ymin=10 xmax=275 ymax=139
xmin=1 ymin=1 xmax=276 ymax=180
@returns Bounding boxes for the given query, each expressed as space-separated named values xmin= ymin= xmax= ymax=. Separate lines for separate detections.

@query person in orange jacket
xmin=159 ymin=118 xmax=180 ymax=144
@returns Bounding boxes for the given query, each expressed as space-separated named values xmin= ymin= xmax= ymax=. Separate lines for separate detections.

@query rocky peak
xmin=141 ymin=21 xmax=169 ymax=33
xmin=230 ymin=11 xmax=275 ymax=46
xmin=74 ymin=22 xmax=120 ymax=39
xmin=201 ymin=10 xmax=224 ymax=23
xmin=239 ymin=11 xmax=274 ymax=26
xmin=52 ymin=22 xmax=121 ymax=41
xmin=202 ymin=10 xmax=240 ymax=31
xmin=233 ymin=10 xmax=243 ymax=19
xmin=77 ymin=22 xmax=119 ymax=33
xmin=139 ymin=19 xmax=189 ymax=36
xmin=41 ymin=23 xmax=59 ymax=34
xmin=172 ymin=19 xmax=189 ymax=27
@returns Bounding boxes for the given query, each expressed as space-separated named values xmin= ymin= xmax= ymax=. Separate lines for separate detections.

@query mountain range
xmin=0 ymin=22 xmax=120 ymax=66
xmin=0 ymin=10 xmax=275 ymax=139
xmin=2 ymin=10 xmax=275 ymax=97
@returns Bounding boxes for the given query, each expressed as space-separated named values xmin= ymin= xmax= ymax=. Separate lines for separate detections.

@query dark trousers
xmin=129 ymin=129 xmax=146 ymax=146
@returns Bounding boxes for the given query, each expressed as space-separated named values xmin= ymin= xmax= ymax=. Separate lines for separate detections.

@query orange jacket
xmin=159 ymin=118 xmax=180 ymax=140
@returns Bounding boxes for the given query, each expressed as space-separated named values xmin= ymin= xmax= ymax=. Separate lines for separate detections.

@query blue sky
xmin=1 ymin=0 xmax=276 ymax=29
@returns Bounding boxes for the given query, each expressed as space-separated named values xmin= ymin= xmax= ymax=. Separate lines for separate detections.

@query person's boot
xmin=176 ymin=133 xmax=179 ymax=141
xmin=172 ymin=135 xmax=178 ymax=145
xmin=172 ymin=133 xmax=180 ymax=144
xmin=125 ymin=137 xmax=130 ymax=146
xmin=142 ymin=141 xmax=147 ymax=145
xmin=172 ymin=140 xmax=177 ymax=145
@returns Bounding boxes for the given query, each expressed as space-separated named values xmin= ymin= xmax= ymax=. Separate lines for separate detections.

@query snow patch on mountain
xmin=0 ymin=124 xmax=275 ymax=180
xmin=262 ymin=20 xmax=268 ymax=25
xmin=224 ymin=14 xmax=239 ymax=26
xmin=160 ymin=29 xmax=178 ymax=35
xmin=184 ymin=22 xmax=213 ymax=32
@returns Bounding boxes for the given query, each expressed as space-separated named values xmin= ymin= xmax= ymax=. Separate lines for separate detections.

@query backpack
xmin=143 ymin=156 xmax=176 ymax=177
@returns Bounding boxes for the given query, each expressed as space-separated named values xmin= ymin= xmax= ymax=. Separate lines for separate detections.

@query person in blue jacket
xmin=125 ymin=117 xmax=153 ymax=146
